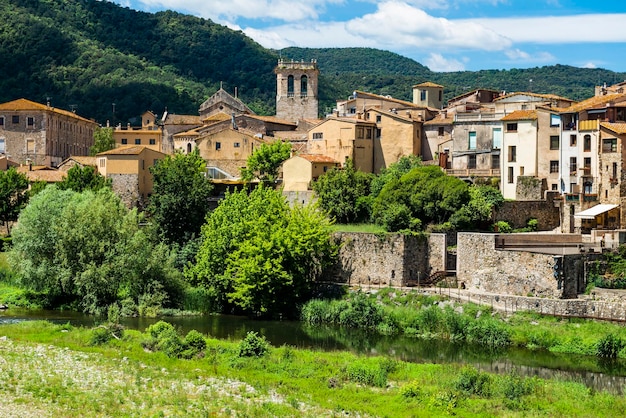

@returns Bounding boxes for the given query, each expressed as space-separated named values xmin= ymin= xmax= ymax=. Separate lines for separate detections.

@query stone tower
xmin=412 ymin=81 xmax=444 ymax=109
xmin=275 ymin=59 xmax=319 ymax=122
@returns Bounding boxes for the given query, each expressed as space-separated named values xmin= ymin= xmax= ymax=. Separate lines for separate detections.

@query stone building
xmin=0 ymin=98 xmax=97 ymax=167
xmin=275 ymin=59 xmax=319 ymax=122
xmin=96 ymin=145 xmax=166 ymax=208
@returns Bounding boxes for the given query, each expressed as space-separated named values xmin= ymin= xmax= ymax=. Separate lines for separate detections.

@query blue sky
xmin=111 ymin=0 xmax=626 ymax=73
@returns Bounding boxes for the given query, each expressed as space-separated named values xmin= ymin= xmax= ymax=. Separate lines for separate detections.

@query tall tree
xmin=148 ymin=150 xmax=213 ymax=246
xmin=0 ymin=167 xmax=30 ymax=236
xmin=312 ymin=159 xmax=373 ymax=223
xmin=187 ymin=186 xmax=336 ymax=318
xmin=57 ymin=165 xmax=111 ymax=192
xmin=241 ymin=140 xmax=292 ymax=184
xmin=89 ymin=126 xmax=115 ymax=156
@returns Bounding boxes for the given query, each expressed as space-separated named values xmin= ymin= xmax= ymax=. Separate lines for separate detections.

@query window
xmin=312 ymin=132 xmax=323 ymax=139
xmin=0 ymin=138 xmax=4 ymax=153
xmin=550 ymin=114 xmax=560 ymax=127
xmin=492 ymin=127 xmax=502 ymax=149
xmin=300 ymin=75 xmax=308 ymax=97
xmin=187 ymin=143 xmax=192 ymax=154
xmin=468 ymin=155 xmax=476 ymax=169
xmin=121 ymin=138 xmax=127 ymax=145
xmin=287 ymin=75 xmax=294 ymax=97
xmin=0 ymin=116 xmax=4 ymax=126
xmin=375 ymin=128 xmax=381 ymax=138
xmin=438 ymin=126 xmax=444 ymax=136
xmin=519 ymin=166 xmax=525 ymax=175
xmin=149 ymin=138 xmax=156 ymax=145
xmin=506 ymin=122 xmax=517 ymax=132
xmin=550 ymin=136 xmax=559 ymax=150
xmin=26 ymin=139 xmax=35 ymax=153
xmin=376 ymin=115 xmax=382 ymax=123
xmin=141 ymin=159 xmax=145 ymax=170
xmin=584 ymin=157 xmax=591 ymax=169
xmin=603 ymin=138 xmax=617 ymax=153
xmin=550 ymin=160 xmax=559 ymax=173
xmin=439 ymin=90 xmax=442 ymax=102
xmin=613 ymin=162 xmax=618 ymax=180
xmin=365 ymin=128 xmax=372 ymax=139
xmin=135 ymin=138 xmax=141 ymax=145
xmin=570 ymin=134 xmax=577 ymax=146
xmin=99 ymin=158 xmax=105 ymax=168
xmin=584 ymin=134 xmax=591 ymax=152
xmin=491 ymin=154 xmax=500 ymax=169
xmin=420 ymin=90 xmax=426 ymax=101
xmin=323 ymin=166 xmax=328 ymax=173
xmin=508 ymin=145 xmax=516 ymax=162
xmin=468 ymin=131 xmax=476 ymax=150
xmin=12 ymin=115 xmax=19 ymax=124
xmin=231 ymin=142 xmax=239 ymax=148
xmin=570 ymin=157 xmax=577 ymax=174
xmin=215 ymin=142 xmax=221 ymax=150
xmin=508 ymin=166 xmax=514 ymax=183
xmin=356 ymin=127 xmax=364 ymax=139
xmin=27 ymin=117 xmax=34 ymax=126
xmin=551 ymin=183 xmax=558 ymax=191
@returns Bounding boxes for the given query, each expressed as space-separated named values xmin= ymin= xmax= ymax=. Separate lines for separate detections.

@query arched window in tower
xmin=300 ymin=75 xmax=308 ymax=98
xmin=187 ymin=143 xmax=192 ymax=154
xmin=287 ymin=75 xmax=294 ymax=97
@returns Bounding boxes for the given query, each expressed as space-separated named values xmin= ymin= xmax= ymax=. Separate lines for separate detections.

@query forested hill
xmin=1 ymin=1 xmax=625 ymax=124
xmin=0 ymin=0 xmax=277 ymax=123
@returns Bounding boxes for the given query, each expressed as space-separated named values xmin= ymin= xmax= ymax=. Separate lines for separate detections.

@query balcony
xmin=454 ymin=112 xmax=505 ymax=122
xmin=579 ymin=120 xmax=599 ymax=131
xmin=446 ymin=168 xmax=501 ymax=177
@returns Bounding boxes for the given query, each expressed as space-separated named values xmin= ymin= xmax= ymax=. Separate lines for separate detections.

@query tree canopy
xmin=0 ymin=167 xmax=30 ymax=236
xmin=148 ymin=150 xmax=213 ymax=246
xmin=57 ymin=165 xmax=111 ymax=193
xmin=8 ymin=187 xmax=182 ymax=314
xmin=187 ymin=186 xmax=336 ymax=318
xmin=89 ymin=126 xmax=115 ymax=156
xmin=241 ymin=140 xmax=292 ymax=184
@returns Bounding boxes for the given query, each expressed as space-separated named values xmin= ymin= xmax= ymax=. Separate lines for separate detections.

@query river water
xmin=2 ymin=308 xmax=626 ymax=393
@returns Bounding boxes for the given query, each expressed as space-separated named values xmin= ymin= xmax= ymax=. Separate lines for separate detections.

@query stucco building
xmin=0 ymin=98 xmax=97 ymax=167
xmin=282 ymin=154 xmax=340 ymax=192
xmin=113 ymin=111 xmax=163 ymax=153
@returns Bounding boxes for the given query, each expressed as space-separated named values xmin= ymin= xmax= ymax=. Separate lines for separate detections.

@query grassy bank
xmin=0 ymin=320 xmax=625 ymax=417
xmin=302 ymin=288 xmax=626 ymax=359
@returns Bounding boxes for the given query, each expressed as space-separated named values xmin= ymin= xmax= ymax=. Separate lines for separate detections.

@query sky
xmin=110 ymin=0 xmax=626 ymax=73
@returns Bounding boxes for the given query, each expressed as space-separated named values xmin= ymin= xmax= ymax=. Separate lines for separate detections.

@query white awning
xmin=574 ymin=204 xmax=619 ymax=219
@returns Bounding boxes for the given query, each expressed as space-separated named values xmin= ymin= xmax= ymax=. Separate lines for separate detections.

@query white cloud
xmin=425 ymin=53 xmax=465 ymax=71
xmin=504 ymin=49 xmax=555 ymax=63
xmin=466 ymin=14 xmax=626 ymax=43
xmin=583 ymin=62 xmax=597 ymax=69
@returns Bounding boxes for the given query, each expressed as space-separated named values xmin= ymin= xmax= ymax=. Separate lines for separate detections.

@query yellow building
xmin=96 ymin=145 xmax=166 ymax=208
xmin=282 ymin=154 xmax=340 ymax=192
xmin=307 ymin=117 xmax=375 ymax=173
xmin=113 ymin=111 xmax=163 ymax=153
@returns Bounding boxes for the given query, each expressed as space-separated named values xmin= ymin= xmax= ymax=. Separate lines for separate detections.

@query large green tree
xmin=89 ymin=126 xmax=115 ymax=156
xmin=148 ymin=150 xmax=213 ymax=246
xmin=187 ymin=186 xmax=336 ymax=318
xmin=9 ymin=187 xmax=182 ymax=313
xmin=0 ymin=167 xmax=30 ymax=236
xmin=57 ymin=165 xmax=111 ymax=192
xmin=312 ymin=159 xmax=373 ymax=223
xmin=241 ymin=140 xmax=292 ymax=184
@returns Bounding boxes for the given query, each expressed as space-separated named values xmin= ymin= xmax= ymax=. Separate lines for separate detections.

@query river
xmin=2 ymin=308 xmax=626 ymax=394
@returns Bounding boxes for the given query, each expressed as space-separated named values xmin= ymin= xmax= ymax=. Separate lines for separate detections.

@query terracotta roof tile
xmin=413 ymin=81 xmax=443 ymax=88
xmin=298 ymin=154 xmax=339 ymax=164
xmin=600 ymin=122 xmax=626 ymax=135
xmin=501 ymin=110 xmax=538 ymax=121
xmin=494 ymin=92 xmax=574 ymax=103
xmin=562 ymin=93 xmax=626 ymax=113
xmin=0 ymin=98 xmax=95 ymax=124
xmin=96 ymin=145 xmax=147 ymax=156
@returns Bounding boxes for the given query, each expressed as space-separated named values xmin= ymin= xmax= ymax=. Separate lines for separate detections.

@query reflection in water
xmin=2 ymin=308 xmax=626 ymax=393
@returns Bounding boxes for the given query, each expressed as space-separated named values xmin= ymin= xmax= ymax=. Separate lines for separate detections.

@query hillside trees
xmin=8 ymin=187 xmax=183 ymax=313
xmin=187 ymin=186 xmax=336 ymax=318
xmin=0 ymin=167 xmax=30 ymax=236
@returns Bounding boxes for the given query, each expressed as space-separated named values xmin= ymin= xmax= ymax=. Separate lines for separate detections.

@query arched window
xmin=287 ymin=75 xmax=294 ymax=97
xmin=300 ymin=75 xmax=308 ymax=97
xmin=187 ymin=143 xmax=192 ymax=154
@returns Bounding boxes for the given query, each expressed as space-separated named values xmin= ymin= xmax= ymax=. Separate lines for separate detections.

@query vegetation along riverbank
xmin=1 ymin=320 xmax=625 ymax=417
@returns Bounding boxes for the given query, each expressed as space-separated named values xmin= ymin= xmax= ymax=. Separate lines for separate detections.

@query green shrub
xmin=182 ymin=286 xmax=218 ymax=312
xmin=468 ymin=318 xmax=511 ymax=348
xmin=344 ymin=360 xmax=388 ymax=388
xmin=238 ymin=331 xmax=270 ymax=357
xmin=400 ymin=380 xmax=422 ymax=399
xmin=442 ymin=307 xmax=468 ymax=340
xmin=500 ymin=372 xmax=536 ymax=409
xmin=338 ymin=293 xmax=383 ymax=329
xmin=416 ymin=305 xmax=442 ymax=334
xmin=146 ymin=321 xmax=176 ymax=339
xmin=89 ymin=323 xmax=124 ymax=346
xmin=181 ymin=329 xmax=207 ymax=359
xmin=596 ymin=333 xmax=624 ymax=358
xmin=454 ymin=366 xmax=492 ymax=397
xmin=494 ymin=221 xmax=512 ymax=233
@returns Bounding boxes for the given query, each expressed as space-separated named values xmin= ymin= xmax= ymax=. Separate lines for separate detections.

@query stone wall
xmin=327 ymin=232 xmax=432 ymax=286
xmin=283 ymin=190 xmax=316 ymax=207
xmin=108 ymin=173 xmax=140 ymax=208
xmin=495 ymin=191 xmax=560 ymax=230
xmin=427 ymin=233 xmax=446 ymax=274
xmin=515 ymin=176 xmax=546 ymax=200
xmin=456 ymin=232 xmax=583 ymax=298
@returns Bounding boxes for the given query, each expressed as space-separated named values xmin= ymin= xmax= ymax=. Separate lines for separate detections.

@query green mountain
xmin=0 ymin=1 xmax=625 ymax=124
